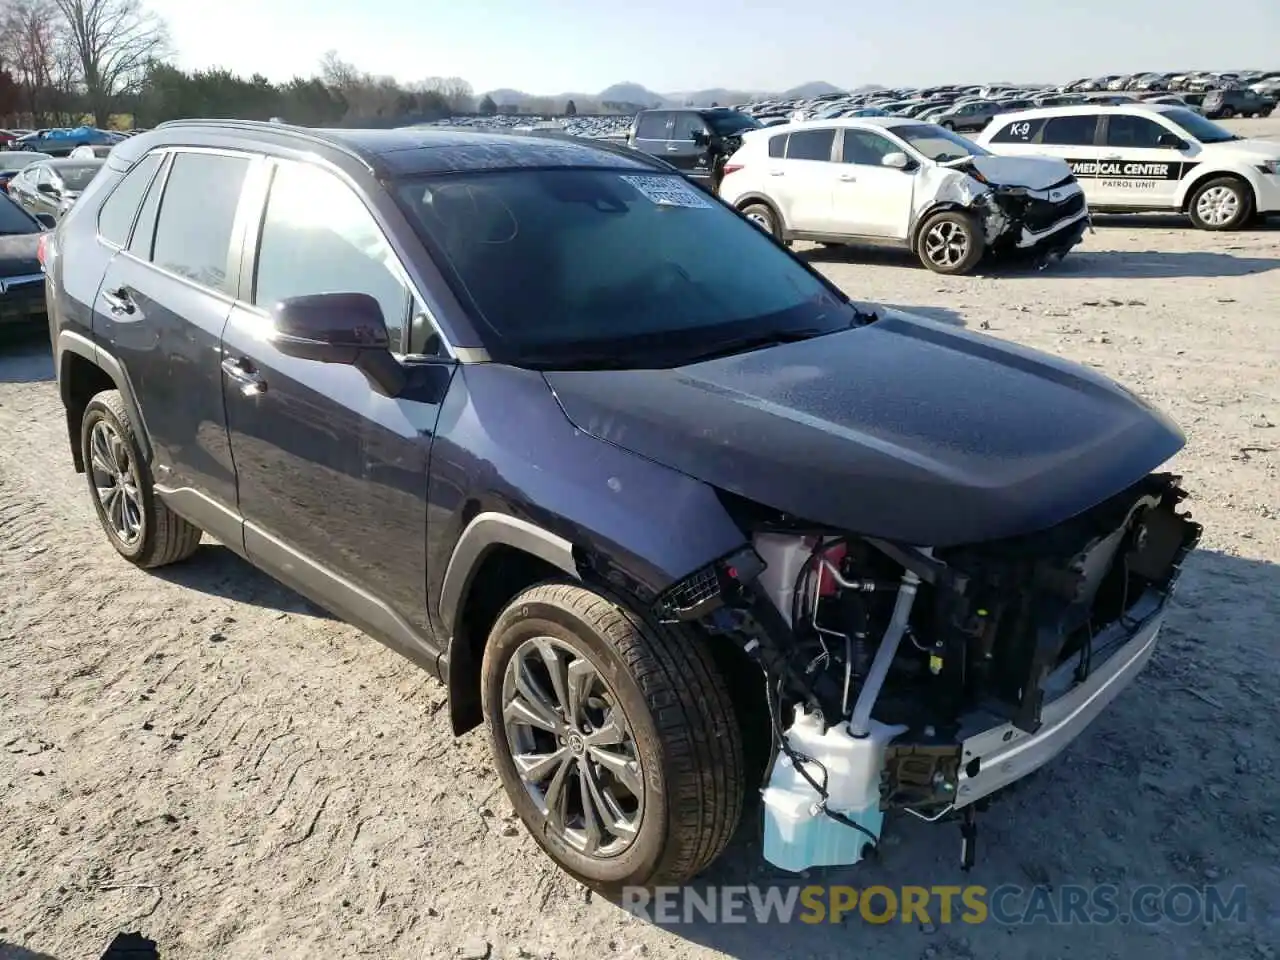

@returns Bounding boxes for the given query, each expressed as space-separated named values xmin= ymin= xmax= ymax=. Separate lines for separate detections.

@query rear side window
xmin=635 ymin=112 xmax=670 ymax=140
xmin=97 ymin=153 xmax=162 ymax=247
xmin=768 ymin=134 xmax=787 ymax=158
xmin=672 ymin=113 xmax=706 ymax=141
xmin=989 ymin=117 xmax=1045 ymax=143
xmin=1104 ymin=114 xmax=1170 ymax=148
xmin=1042 ymin=115 xmax=1099 ymax=146
xmin=785 ymin=128 xmax=835 ymax=161
xmin=254 ymin=161 xmax=411 ymax=352
xmin=151 ymin=152 xmax=250 ymax=295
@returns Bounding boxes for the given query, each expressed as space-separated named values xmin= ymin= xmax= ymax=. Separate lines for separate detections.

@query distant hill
xmin=670 ymin=87 xmax=760 ymax=107
xmin=782 ymin=80 xmax=847 ymax=98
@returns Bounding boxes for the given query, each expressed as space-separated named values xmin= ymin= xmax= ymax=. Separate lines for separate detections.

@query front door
xmin=220 ymin=157 xmax=453 ymax=659
xmin=94 ymin=149 xmax=253 ymax=515
xmin=668 ymin=112 xmax=715 ymax=184
xmin=830 ymin=128 xmax=915 ymax=239
xmin=1094 ymin=113 xmax=1191 ymax=209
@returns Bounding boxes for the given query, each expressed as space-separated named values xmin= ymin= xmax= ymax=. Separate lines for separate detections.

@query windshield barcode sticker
xmin=620 ymin=175 xmax=712 ymax=208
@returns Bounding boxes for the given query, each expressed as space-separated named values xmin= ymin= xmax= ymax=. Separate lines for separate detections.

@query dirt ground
xmin=2 ymin=118 xmax=1278 ymax=960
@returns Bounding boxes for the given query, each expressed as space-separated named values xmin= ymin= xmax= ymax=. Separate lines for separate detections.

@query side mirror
xmin=271 ymin=292 xmax=405 ymax=396
xmin=34 ymin=213 xmax=56 ymax=229
xmin=691 ymin=129 xmax=710 ymax=146
xmin=1156 ymin=132 xmax=1188 ymax=149
xmin=882 ymin=151 xmax=912 ymax=170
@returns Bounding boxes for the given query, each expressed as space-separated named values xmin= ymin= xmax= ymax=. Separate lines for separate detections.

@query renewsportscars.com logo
xmin=622 ymin=883 xmax=1249 ymax=927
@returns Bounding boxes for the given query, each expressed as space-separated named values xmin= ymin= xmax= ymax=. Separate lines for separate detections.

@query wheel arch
xmin=731 ymin=193 xmax=787 ymax=235
xmin=56 ymin=329 xmax=152 ymax=472
xmin=1177 ymin=166 xmax=1259 ymax=213
xmin=443 ymin=513 xmax=581 ymax=735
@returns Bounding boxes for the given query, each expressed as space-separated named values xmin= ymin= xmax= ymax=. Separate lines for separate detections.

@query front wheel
xmin=917 ymin=210 xmax=985 ymax=274
xmin=1188 ymin=177 xmax=1253 ymax=230
xmin=482 ymin=583 xmax=744 ymax=890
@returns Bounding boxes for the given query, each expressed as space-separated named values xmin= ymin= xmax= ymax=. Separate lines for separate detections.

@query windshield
xmin=893 ymin=123 xmax=990 ymax=162
xmin=396 ymin=168 xmax=856 ymax=368
xmin=54 ymin=163 xmax=101 ymax=190
xmin=1161 ymin=108 xmax=1239 ymax=144
xmin=0 ymin=195 xmax=37 ymax=234
xmin=706 ymin=111 xmax=762 ymax=136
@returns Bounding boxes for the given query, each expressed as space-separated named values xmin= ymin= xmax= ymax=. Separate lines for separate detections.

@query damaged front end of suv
xmin=548 ymin=311 xmax=1201 ymax=873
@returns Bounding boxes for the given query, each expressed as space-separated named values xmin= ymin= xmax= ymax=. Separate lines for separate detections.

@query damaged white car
xmin=718 ymin=117 xmax=1091 ymax=274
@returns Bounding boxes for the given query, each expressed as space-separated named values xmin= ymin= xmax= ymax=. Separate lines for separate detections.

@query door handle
xmin=838 ymin=173 xmax=857 ymax=182
xmin=768 ymin=170 xmax=786 ymax=176
xmin=101 ymin=287 xmax=135 ymax=315
xmin=220 ymin=357 xmax=267 ymax=396
xmin=665 ymin=144 xmax=680 ymax=152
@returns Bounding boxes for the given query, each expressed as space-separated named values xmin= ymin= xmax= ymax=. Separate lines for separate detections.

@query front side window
xmin=672 ymin=113 xmax=706 ymax=142
xmin=1105 ymin=115 xmax=1172 ymax=148
xmin=395 ymin=168 xmax=855 ymax=368
xmin=254 ymin=160 xmax=411 ymax=351
xmin=98 ymin=153 xmax=162 ymax=246
xmin=785 ymin=128 xmax=835 ymax=161
xmin=1042 ymin=115 xmax=1100 ymax=146
xmin=151 ymin=151 xmax=250 ymax=294
xmin=840 ymin=129 xmax=898 ymax=165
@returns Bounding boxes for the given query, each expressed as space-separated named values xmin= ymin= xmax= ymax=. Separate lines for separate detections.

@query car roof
xmin=752 ymin=116 xmax=934 ymax=135
xmin=126 ymin=119 xmax=671 ymax=178
xmin=982 ymin=103 xmax=1182 ymax=123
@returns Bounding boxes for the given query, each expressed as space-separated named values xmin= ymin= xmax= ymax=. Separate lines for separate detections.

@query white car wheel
xmin=1188 ymin=178 xmax=1252 ymax=231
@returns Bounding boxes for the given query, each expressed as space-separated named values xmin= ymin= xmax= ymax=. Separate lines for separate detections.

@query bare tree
xmin=0 ymin=0 xmax=63 ymax=123
xmin=417 ymin=76 xmax=473 ymax=113
xmin=51 ymin=0 xmax=170 ymax=126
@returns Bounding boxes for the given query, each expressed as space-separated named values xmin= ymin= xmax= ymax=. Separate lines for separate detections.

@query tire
xmin=1220 ymin=106 xmax=1236 ymax=119
xmin=940 ymin=120 xmax=955 ymax=131
xmin=481 ymin=582 xmax=744 ymax=891
xmin=81 ymin=390 xmax=203 ymax=568
xmin=917 ymin=210 xmax=985 ymax=275
xmin=1187 ymin=176 xmax=1253 ymax=231
xmin=739 ymin=201 xmax=779 ymax=236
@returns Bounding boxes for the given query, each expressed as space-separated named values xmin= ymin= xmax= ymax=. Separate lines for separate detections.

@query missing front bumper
xmin=952 ymin=591 xmax=1166 ymax=808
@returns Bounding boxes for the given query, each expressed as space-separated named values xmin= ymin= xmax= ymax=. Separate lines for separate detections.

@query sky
xmin=147 ymin=0 xmax=1280 ymax=96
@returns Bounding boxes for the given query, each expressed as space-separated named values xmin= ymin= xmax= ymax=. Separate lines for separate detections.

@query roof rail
xmin=152 ymin=118 xmax=375 ymax=171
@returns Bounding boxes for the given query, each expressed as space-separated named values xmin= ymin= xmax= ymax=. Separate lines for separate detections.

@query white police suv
xmin=975 ymin=103 xmax=1280 ymax=230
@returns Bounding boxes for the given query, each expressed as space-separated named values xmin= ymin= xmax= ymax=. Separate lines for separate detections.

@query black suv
xmin=1202 ymin=87 xmax=1275 ymax=119
xmin=627 ymin=107 xmax=761 ymax=191
xmin=46 ymin=120 xmax=1199 ymax=889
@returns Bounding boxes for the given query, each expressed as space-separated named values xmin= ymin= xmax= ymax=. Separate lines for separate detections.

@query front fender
xmin=1175 ymin=162 xmax=1264 ymax=209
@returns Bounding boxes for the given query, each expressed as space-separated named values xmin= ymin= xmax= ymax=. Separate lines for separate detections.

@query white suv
xmin=975 ymin=104 xmax=1280 ymax=230
xmin=718 ymin=117 xmax=1090 ymax=275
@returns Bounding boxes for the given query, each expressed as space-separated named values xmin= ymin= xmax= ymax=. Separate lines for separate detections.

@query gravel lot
xmin=2 ymin=118 xmax=1278 ymax=960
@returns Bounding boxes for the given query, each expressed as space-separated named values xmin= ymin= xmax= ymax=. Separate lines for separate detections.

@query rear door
xmin=93 ymin=148 xmax=254 ymax=518
xmin=772 ymin=127 xmax=839 ymax=232
xmin=829 ymin=127 xmax=914 ymax=239
xmin=220 ymin=156 xmax=453 ymax=659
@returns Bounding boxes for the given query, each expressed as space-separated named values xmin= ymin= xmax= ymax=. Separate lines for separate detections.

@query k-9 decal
xmin=1067 ymin=159 xmax=1202 ymax=180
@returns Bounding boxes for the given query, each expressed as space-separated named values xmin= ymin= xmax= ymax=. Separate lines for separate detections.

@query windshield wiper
xmin=680 ymin=327 xmax=833 ymax=364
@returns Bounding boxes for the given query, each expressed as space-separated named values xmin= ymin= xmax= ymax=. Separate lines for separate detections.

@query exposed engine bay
xmin=654 ymin=471 xmax=1201 ymax=871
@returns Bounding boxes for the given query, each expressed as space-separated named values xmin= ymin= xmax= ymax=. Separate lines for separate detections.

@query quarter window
xmin=990 ymin=118 xmax=1046 ymax=143
xmin=1042 ymin=115 xmax=1100 ymax=146
xmin=254 ymin=160 xmax=411 ymax=352
xmin=151 ymin=152 xmax=250 ymax=294
xmin=97 ymin=153 xmax=162 ymax=247
xmin=767 ymin=133 xmax=787 ymax=158
xmin=129 ymin=155 xmax=168 ymax=260
xmin=785 ymin=128 xmax=835 ymax=161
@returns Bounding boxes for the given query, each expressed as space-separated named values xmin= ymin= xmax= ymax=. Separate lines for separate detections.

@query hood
xmin=1205 ymin=137 xmax=1280 ymax=160
xmin=544 ymin=311 xmax=1184 ymax=547
xmin=0 ymin=232 xmax=41 ymax=277
xmin=952 ymin=155 xmax=1076 ymax=190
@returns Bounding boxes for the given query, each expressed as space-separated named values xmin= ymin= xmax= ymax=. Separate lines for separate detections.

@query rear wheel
xmin=1220 ymin=105 xmax=1236 ymax=119
xmin=917 ymin=210 xmax=984 ymax=275
xmin=482 ymin=583 xmax=744 ymax=890
xmin=740 ymin=202 xmax=779 ymax=236
xmin=1188 ymin=177 xmax=1253 ymax=230
xmin=81 ymin=390 xmax=203 ymax=568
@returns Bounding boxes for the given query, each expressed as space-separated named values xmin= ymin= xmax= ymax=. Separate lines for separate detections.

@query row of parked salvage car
xmin=623 ymin=101 xmax=1280 ymax=275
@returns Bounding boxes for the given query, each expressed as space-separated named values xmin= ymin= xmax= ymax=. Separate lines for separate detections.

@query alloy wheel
xmin=745 ymin=210 xmax=773 ymax=234
xmin=89 ymin=419 xmax=143 ymax=546
xmin=501 ymin=636 xmax=644 ymax=859
xmin=923 ymin=220 xmax=970 ymax=268
xmin=1196 ymin=186 xmax=1241 ymax=227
